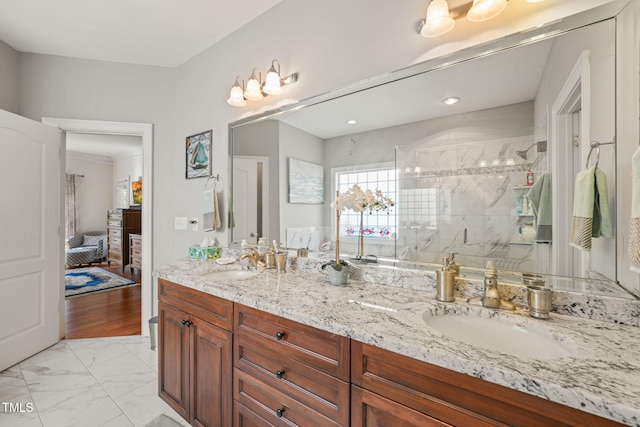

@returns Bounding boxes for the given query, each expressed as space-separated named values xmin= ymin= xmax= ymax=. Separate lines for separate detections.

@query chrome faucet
xmin=468 ymin=261 xmax=515 ymax=310
xmin=240 ymin=248 xmax=260 ymax=267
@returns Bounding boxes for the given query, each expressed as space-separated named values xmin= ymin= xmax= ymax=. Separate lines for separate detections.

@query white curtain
xmin=65 ymin=173 xmax=80 ymax=240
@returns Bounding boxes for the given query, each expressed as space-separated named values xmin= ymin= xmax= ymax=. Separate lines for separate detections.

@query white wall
xmin=113 ymin=153 xmax=143 ymax=207
xmin=278 ymin=121 xmax=325 ymax=244
xmin=66 ymin=153 xmax=112 ymax=233
xmin=17 ymin=53 xmax=175 ymax=269
xmin=0 ymin=40 xmax=18 ymax=114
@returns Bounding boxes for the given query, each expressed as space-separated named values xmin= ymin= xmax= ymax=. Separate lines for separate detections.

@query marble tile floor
xmin=0 ymin=336 xmax=188 ymax=427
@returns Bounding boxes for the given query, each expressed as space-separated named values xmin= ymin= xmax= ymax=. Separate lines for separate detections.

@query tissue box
xmin=189 ymin=246 xmax=220 ymax=260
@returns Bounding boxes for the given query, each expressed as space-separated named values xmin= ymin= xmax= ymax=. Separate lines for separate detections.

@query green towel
xmin=570 ymin=166 xmax=612 ymax=251
xmin=527 ymin=173 xmax=552 ymax=243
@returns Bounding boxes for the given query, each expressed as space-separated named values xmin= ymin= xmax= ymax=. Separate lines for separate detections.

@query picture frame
xmin=186 ymin=130 xmax=213 ymax=179
xmin=131 ymin=180 xmax=142 ymax=206
xmin=288 ymin=158 xmax=324 ymax=204
xmin=115 ymin=176 xmax=130 ymax=209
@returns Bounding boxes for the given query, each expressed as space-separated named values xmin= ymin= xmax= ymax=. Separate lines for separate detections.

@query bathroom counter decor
xmin=155 ymin=256 xmax=640 ymax=426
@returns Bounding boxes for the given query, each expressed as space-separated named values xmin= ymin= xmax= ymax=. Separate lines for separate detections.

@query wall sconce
xmin=418 ymin=0 xmax=509 ymax=38
xmin=226 ymin=76 xmax=246 ymax=107
xmin=226 ymin=60 xmax=298 ymax=107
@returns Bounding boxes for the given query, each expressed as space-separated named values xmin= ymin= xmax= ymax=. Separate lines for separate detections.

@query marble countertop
xmin=155 ymin=258 xmax=640 ymax=426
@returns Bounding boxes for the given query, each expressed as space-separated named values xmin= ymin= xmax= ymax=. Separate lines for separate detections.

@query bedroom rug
xmin=65 ymin=267 xmax=136 ymax=298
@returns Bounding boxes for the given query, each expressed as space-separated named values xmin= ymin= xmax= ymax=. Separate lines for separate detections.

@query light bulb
xmin=467 ymin=0 xmax=507 ymax=23
xmin=227 ymin=82 xmax=246 ymax=107
xmin=421 ymin=0 xmax=455 ymax=38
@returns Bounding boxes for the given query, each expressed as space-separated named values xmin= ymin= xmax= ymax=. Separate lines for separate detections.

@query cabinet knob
xmin=182 ymin=320 xmax=192 ymax=327
xmin=275 ymin=331 xmax=285 ymax=340
xmin=275 ymin=408 xmax=285 ymax=418
xmin=275 ymin=370 xmax=285 ymax=379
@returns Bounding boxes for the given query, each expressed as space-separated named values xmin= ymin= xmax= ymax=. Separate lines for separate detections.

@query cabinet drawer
xmin=108 ymin=228 xmax=122 ymax=238
xmin=131 ymin=248 xmax=142 ymax=258
xmin=131 ymin=257 xmax=141 ymax=268
xmin=235 ymin=333 xmax=350 ymax=425
xmin=108 ymin=210 xmax=122 ymax=219
xmin=108 ymin=251 xmax=122 ymax=262
xmin=234 ymin=368 xmax=341 ymax=427
xmin=109 ymin=236 xmax=122 ymax=246
xmin=158 ymin=279 xmax=233 ymax=331
xmin=234 ymin=402 xmax=275 ymax=427
xmin=131 ymin=238 xmax=142 ymax=250
xmin=235 ymin=305 xmax=350 ymax=381
xmin=351 ymin=385 xmax=452 ymax=427
xmin=108 ymin=219 xmax=122 ymax=227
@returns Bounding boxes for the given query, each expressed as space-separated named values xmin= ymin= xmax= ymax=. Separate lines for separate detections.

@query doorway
xmin=42 ymin=118 xmax=154 ymax=337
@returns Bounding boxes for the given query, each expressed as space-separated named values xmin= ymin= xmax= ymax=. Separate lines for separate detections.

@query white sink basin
xmin=422 ymin=311 xmax=574 ymax=360
xmin=202 ymin=269 xmax=258 ymax=280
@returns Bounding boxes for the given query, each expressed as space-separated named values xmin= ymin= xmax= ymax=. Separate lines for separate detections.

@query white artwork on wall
xmin=115 ymin=176 xmax=130 ymax=209
xmin=288 ymin=158 xmax=324 ymax=204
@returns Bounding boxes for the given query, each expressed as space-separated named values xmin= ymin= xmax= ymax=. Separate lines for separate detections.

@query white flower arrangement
xmin=327 ymin=185 xmax=394 ymax=269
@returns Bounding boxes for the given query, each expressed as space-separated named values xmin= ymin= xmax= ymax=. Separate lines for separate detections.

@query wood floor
xmin=64 ymin=263 xmax=142 ymax=339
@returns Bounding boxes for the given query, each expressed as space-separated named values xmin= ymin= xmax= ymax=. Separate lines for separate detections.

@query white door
xmin=233 ymin=156 xmax=268 ymax=244
xmin=0 ymin=109 xmax=63 ymax=372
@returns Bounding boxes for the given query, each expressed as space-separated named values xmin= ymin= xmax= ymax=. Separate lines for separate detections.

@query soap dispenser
xmin=447 ymin=253 xmax=460 ymax=276
xmin=436 ymin=257 xmax=455 ymax=302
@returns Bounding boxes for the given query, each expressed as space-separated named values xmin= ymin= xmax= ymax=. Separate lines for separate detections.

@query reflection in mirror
xmin=229 ymin=11 xmax=636 ymax=299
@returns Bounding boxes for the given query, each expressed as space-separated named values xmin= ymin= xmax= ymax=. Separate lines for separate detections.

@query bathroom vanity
xmin=155 ymin=257 xmax=640 ymax=426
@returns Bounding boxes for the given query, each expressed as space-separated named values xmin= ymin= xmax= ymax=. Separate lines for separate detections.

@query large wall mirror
xmin=230 ymin=1 xmax=640 ymax=299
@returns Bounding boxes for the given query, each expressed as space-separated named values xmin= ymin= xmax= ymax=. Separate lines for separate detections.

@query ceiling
xmin=0 ymin=0 xmax=283 ymax=67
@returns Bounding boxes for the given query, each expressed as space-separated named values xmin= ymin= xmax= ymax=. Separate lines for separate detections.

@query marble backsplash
xmin=225 ymin=248 xmax=639 ymax=327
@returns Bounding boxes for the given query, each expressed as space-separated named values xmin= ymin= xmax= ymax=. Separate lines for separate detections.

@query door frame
xmin=551 ymin=50 xmax=590 ymax=277
xmin=42 ymin=118 xmax=154 ymax=336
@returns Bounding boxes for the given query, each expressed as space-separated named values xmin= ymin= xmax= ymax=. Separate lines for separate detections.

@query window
xmin=335 ymin=166 xmax=397 ymax=240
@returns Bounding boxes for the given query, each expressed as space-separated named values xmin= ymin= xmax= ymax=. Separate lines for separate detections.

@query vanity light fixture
xmin=418 ymin=0 xmax=510 ymax=37
xmin=226 ymin=76 xmax=246 ymax=107
xmin=442 ymin=96 xmax=460 ymax=105
xmin=244 ymin=68 xmax=264 ymax=101
xmin=227 ymin=60 xmax=298 ymax=107
xmin=346 ymin=119 xmax=358 ymax=125
xmin=420 ymin=0 xmax=455 ymax=38
xmin=263 ymin=60 xmax=283 ymax=95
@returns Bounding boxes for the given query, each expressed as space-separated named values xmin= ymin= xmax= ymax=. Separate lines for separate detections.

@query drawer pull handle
xmin=275 ymin=408 xmax=285 ymax=418
xmin=275 ymin=370 xmax=285 ymax=379
xmin=181 ymin=320 xmax=192 ymax=327
xmin=275 ymin=331 xmax=285 ymax=340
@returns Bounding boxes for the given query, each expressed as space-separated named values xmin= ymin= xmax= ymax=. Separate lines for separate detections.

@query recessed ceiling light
xmin=346 ymin=119 xmax=358 ymax=125
xmin=442 ymin=97 xmax=460 ymax=105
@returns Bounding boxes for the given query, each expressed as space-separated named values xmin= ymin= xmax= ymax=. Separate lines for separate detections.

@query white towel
xmin=630 ymin=146 xmax=640 ymax=272
xmin=203 ymin=189 xmax=221 ymax=231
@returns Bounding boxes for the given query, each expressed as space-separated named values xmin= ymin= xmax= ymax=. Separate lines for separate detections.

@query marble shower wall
xmin=397 ymin=131 xmax=548 ymax=273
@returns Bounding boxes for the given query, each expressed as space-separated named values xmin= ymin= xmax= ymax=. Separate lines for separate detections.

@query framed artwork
xmin=186 ymin=130 xmax=212 ymax=179
xmin=288 ymin=158 xmax=324 ymax=204
xmin=115 ymin=176 xmax=129 ymax=209
xmin=131 ymin=180 xmax=142 ymax=205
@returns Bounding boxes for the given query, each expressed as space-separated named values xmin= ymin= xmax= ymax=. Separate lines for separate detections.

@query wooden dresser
xmin=107 ymin=208 xmax=141 ymax=271
xmin=129 ymin=233 xmax=142 ymax=272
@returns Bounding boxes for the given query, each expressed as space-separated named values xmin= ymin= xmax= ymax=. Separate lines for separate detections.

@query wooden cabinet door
xmin=158 ymin=302 xmax=190 ymax=420
xmin=352 ymin=385 xmax=452 ymax=427
xmin=190 ymin=316 xmax=233 ymax=427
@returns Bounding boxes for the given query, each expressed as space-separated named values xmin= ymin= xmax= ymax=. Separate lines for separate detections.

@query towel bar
xmin=585 ymin=139 xmax=615 ymax=169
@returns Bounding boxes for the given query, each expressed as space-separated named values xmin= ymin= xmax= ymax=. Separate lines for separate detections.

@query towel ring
xmin=585 ymin=146 xmax=600 ymax=169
